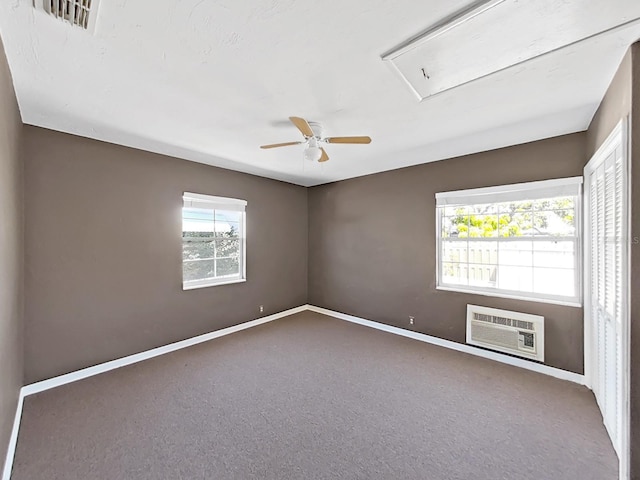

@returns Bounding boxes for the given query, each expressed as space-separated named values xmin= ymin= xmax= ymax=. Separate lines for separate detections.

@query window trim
xmin=183 ymin=277 xmax=246 ymax=291
xmin=435 ymin=177 xmax=583 ymax=306
xmin=435 ymin=176 xmax=583 ymax=205
xmin=182 ymin=192 xmax=247 ymax=291
xmin=435 ymin=286 xmax=582 ymax=308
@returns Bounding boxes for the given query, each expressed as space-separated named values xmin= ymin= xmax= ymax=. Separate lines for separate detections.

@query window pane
xmin=443 ymin=206 xmax=468 ymax=217
xmin=182 ymin=207 xmax=216 ymax=265
xmin=183 ymin=237 xmax=215 ymax=262
xmin=533 ymin=210 xmax=575 ymax=236
xmin=183 ymin=259 xmax=217 ymax=283
xmin=497 ymin=200 xmax=534 ymax=213
xmin=442 ymin=240 xmax=467 ymax=263
xmin=183 ymin=208 xmax=214 ymax=233
xmin=498 ymin=214 xmax=513 ymax=237
xmin=448 ymin=218 xmax=469 ymax=238
xmin=499 ymin=211 xmax=533 ymax=237
xmin=467 ymin=215 xmax=499 ymax=238
xmin=215 ymin=220 xmax=241 ymax=238
xmin=499 ymin=241 xmax=532 ymax=266
xmin=441 ymin=210 xmax=471 ymax=238
xmin=469 ymin=203 xmax=497 ymax=215
xmin=534 ymin=268 xmax=575 ymax=297
xmin=468 ymin=263 xmax=497 ymax=287
xmin=215 ymin=238 xmax=240 ymax=259
xmin=533 ymin=241 xmax=575 ymax=268
xmin=214 ymin=210 xmax=241 ymax=223
xmin=442 ymin=262 xmax=468 ymax=286
xmin=497 ymin=266 xmax=533 ymax=292
xmin=533 ymin=196 xmax=574 ymax=211
xmin=441 ymin=216 xmax=458 ymax=238
xmin=216 ymin=257 xmax=240 ymax=277
xmin=467 ymin=241 xmax=497 ymax=265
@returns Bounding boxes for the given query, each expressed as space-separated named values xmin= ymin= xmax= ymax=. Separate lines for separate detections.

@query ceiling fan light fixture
xmin=304 ymin=146 xmax=323 ymax=162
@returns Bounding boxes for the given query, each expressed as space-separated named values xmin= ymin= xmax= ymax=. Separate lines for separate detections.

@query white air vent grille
xmin=466 ymin=305 xmax=544 ymax=361
xmin=472 ymin=312 xmax=534 ymax=331
xmin=34 ymin=0 xmax=100 ymax=31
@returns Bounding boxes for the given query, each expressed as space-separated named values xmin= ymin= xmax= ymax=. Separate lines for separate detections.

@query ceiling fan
xmin=260 ymin=117 xmax=372 ymax=162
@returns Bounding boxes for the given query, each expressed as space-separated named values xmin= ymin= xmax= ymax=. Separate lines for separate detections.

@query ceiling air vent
xmin=33 ymin=0 xmax=101 ymax=32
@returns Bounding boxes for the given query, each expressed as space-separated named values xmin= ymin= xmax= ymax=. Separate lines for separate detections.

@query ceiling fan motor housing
xmin=306 ymin=121 xmax=325 ymax=139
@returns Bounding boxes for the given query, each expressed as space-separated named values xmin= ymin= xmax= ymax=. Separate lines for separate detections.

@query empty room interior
xmin=1 ymin=0 xmax=640 ymax=479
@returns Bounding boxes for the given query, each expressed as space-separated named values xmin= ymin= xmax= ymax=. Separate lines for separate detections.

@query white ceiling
xmin=1 ymin=0 xmax=639 ymax=186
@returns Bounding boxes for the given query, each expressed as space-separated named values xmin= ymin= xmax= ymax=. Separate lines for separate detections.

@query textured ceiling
xmin=1 ymin=0 xmax=640 ymax=186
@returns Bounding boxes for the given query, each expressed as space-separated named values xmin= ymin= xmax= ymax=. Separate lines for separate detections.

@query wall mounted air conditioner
xmin=466 ymin=305 xmax=544 ymax=361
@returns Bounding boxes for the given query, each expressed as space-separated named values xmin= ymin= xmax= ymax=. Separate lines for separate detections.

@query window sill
xmin=435 ymin=285 xmax=582 ymax=308
xmin=183 ymin=278 xmax=246 ymax=291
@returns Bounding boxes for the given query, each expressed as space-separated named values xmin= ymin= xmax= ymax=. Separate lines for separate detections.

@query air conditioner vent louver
xmin=467 ymin=305 xmax=544 ymax=361
xmin=472 ymin=312 xmax=534 ymax=331
xmin=34 ymin=0 xmax=100 ymax=31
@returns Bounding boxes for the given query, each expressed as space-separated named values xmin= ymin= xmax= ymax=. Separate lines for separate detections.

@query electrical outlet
xmin=409 ymin=316 xmax=415 ymax=326
xmin=259 ymin=305 xmax=264 ymax=313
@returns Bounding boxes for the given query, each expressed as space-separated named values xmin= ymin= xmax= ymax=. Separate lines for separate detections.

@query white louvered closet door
xmin=585 ymin=120 xmax=629 ymax=469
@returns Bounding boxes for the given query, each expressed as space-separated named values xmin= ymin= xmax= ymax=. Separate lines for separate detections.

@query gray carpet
xmin=11 ymin=311 xmax=617 ymax=479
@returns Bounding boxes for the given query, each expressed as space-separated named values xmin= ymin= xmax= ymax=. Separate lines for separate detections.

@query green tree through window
xmin=443 ymin=198 xmax=575 ymax=238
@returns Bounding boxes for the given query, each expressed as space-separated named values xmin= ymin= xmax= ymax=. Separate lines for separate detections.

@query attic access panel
xmin=382 ymin=0 xmax=640 ymax=101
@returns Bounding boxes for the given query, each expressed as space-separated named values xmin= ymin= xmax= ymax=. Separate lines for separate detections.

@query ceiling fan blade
xmin=260 ymin=141 xmax=303 ymax=149
xmin=289 ymin=117 xmax=315 ymax=137
xmin=325 ymin=136 xmax=372 ymax=144
xmin=318 ymin=148 xmax=329 ymax=162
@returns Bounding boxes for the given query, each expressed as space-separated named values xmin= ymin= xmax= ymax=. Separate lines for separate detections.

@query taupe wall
xmin=586 ymin=50 xmax=632 ymax=157
xmin=23 ymin=127 xmax=308 ymax=383
xmin=0 ymin=39 xmax=23 ymax=472
xmin=309 ymin=133 xmax=586 ymax=373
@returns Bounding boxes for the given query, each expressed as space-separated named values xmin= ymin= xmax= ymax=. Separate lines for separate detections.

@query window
xmin=436 ymin=177 xmax=582 ymax=306
xmin=182 ymin=192 xmax=246 ymax=290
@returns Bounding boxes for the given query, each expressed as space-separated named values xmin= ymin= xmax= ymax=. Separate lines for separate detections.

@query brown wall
xmin=586 ymin=50 xmax=632 ymax=158
xmin=308 ymin=133 xmax=586 ymax=374
xmin=0 ymin=38 xmax=23 ymax=472
xmin=23 ymin=127 xmax=308 ymax=383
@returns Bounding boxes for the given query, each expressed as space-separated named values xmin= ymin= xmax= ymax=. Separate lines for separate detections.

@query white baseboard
xmin=22 ymin=305 xmax=309 ymax=397
xmin=2 ymin=389 xmax=24 ymax=480
xmin=306 ymin=305 xmax=586 ymax=386
xmin=16 ymin=303 xmax=587 ymax=397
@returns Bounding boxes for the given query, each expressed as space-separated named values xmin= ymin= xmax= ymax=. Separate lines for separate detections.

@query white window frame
xmin=435 ymin=177 xmax=583 ymax=307
xmin=182 ymin=192 xmax=247 ymax=290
